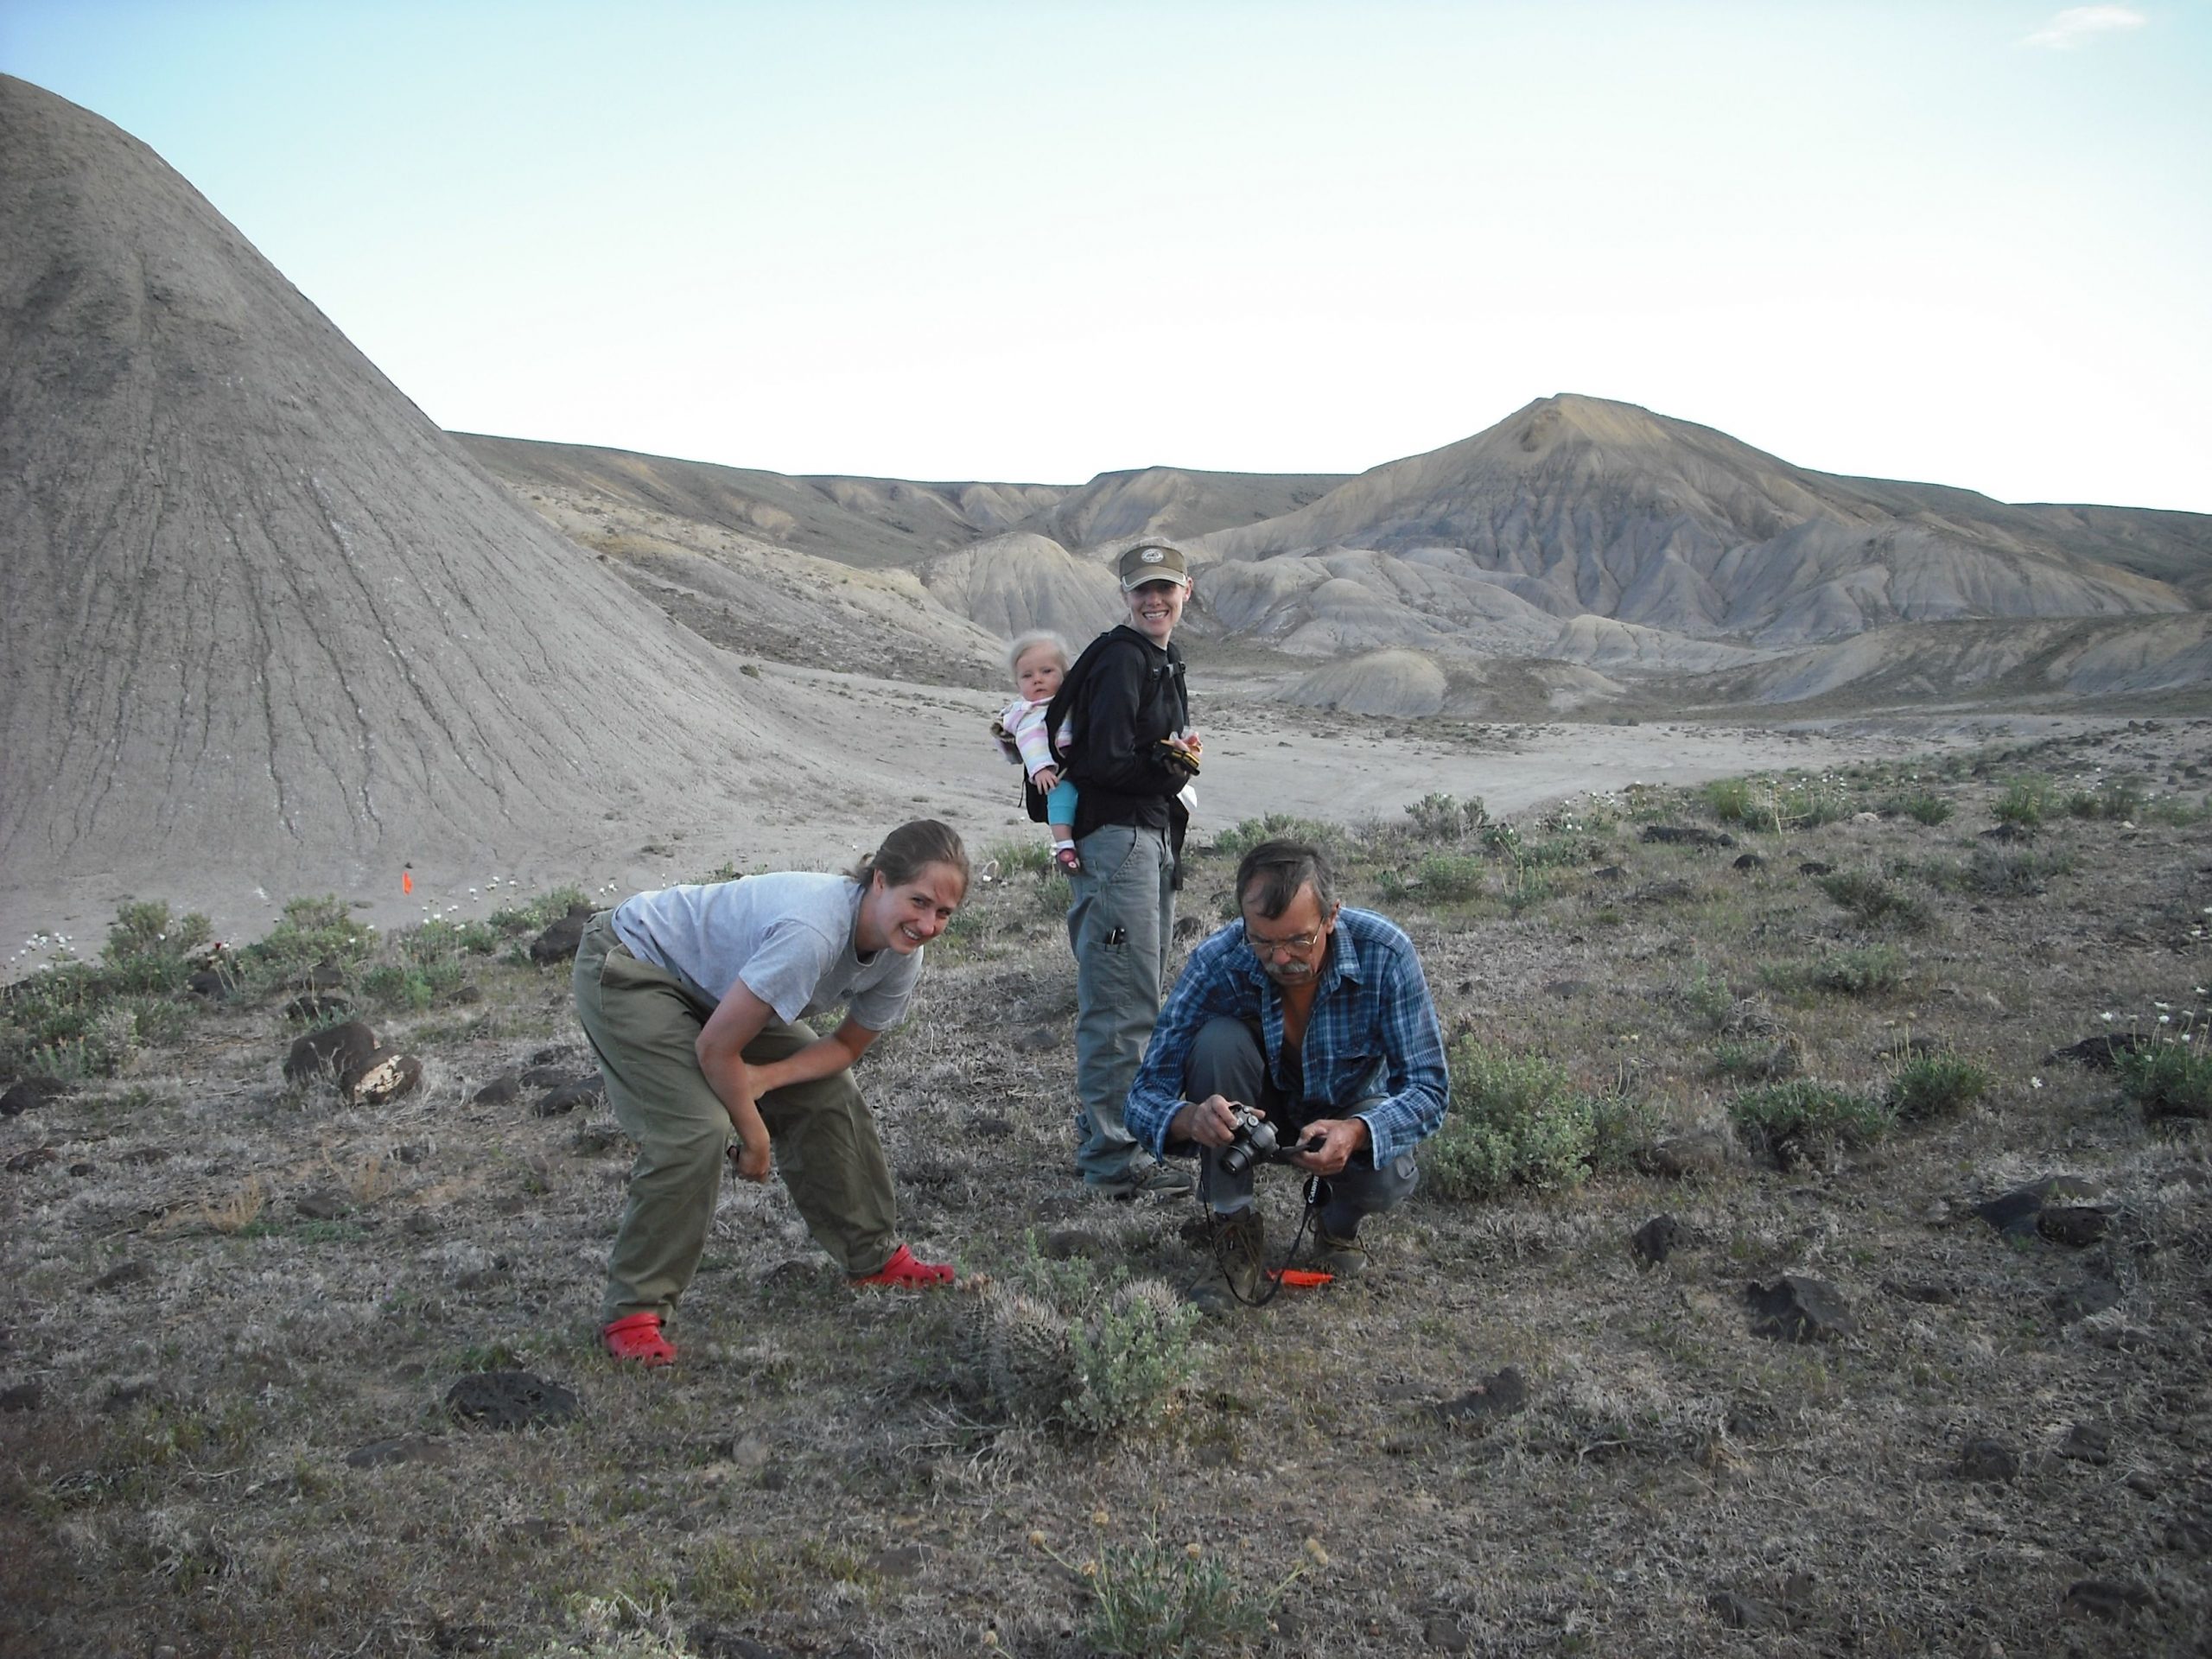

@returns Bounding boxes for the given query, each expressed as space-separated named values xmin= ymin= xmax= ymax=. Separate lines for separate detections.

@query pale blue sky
xmin=5 ymin=2 xmax=2208 ymax=510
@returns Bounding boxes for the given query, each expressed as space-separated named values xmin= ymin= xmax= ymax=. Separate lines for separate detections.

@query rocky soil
xmin=3 ymin=721 xmax=2209 ymax=1657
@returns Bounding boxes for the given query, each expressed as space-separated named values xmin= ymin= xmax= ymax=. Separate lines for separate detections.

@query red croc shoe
xmin=601 ymin=1311 xmax=676 ymax=1366
xmin=849 ymin=1243 xmax=956 ymax=1289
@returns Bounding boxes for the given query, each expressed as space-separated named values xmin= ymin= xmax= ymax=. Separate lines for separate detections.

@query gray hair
xmin=1235 ymin=839 xmax=1337 ymax=920
xmin=1006 ymin=630 xmax=1071 ymax=677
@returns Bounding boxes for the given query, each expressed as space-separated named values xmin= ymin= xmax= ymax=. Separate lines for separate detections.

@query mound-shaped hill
xmin=1696 ymin=614 xmax=2212 ymax=710
xmin=916 ymin=532 xmax=1126 ymax=645
xmin=1019 ymin=465 xmax=1351 ymax=549
xmin=0 ymin=77 xmax=804 ymax=935
xmin=1191 ymin=395 xmax=2197 ymax=645
xmin=460 ymin=434 xmax=1064 ymax=569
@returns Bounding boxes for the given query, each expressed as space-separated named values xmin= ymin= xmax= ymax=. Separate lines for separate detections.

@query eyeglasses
xmin=1243 ymin=925 xmax=1322 ymax=959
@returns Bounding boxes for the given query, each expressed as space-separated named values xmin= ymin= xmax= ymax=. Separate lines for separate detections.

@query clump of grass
xmin=1763 ymin=944 xmax=1910 ymax=999
xmin=1 ymin=902 xmax=217 ymax=1078
xmin=2119 ymin=1039 xmax=2212 ymax=1125
xmin=100 ymin=901 xmax=215 ymax=994
xmin=1428 ymin=1040 xmax=1639 ymax=1198
xmin=1727 ymin=1080 xmax=1892 ymax=1165
xmin=1030 ymin=1532 xmax=1296 ymax=1659
xmin=985 ymin=1246 xmax=1201 ymax=1438
xmin=688 ymin=1535 xmax=880 ymax=1618
xmin=1403 ymin=791 xmax=1487 ymax=841
xmin=238 ymin=896 xmax=378 ymax=993
xmin=1885 ymin=1052 xmax=1993 ymax=1122
xmin=983 ymin=836 xmax=1055 ymax=878
xmin=1380 ymin=852 xmax=1485 ymax=903
xmin=1213 ymin=815 xmax=1345 ymax=861
xmin=1703 ymin=772 xmax=1856 ymax=831
xmin=1891 ymin=791 xmax=1954 ymax=826
xmin=2065 ymin=779 xmax=2141 ymax=820
xmin=1992 ymin=776 xmax=2051 ymax=830
xmin=1817 ymin=870 xmax=1926 ymax=929
xmin=1918 ymin=846 xmax=2075 ymax=897
xmin=1678 ymin=962 xmax=1734 ymax=1030
xmin=486 ymin=885 xmax=588 ymax=933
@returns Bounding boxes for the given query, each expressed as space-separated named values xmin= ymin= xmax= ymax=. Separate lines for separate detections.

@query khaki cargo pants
xmin=572 ymin=913 xmax=901 ymax=1324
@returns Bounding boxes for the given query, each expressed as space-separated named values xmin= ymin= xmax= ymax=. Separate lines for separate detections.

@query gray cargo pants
xmin=572 ymin=913 xmax=901 ymax=1323
xmin=1065 ymin=822 xmax=1177 ymax=1187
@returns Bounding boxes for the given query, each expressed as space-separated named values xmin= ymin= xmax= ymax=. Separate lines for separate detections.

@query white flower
xmin=2101 ymin=1012 xmax=2113 ymax=1023
xmin=2031 ymin=1076 xmax=2044 ymax=1090
xmin=2159 ymin=1014 xmax=2171 ymax=1025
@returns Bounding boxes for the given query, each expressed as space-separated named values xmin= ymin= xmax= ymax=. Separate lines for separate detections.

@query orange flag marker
xmin=402 ymin=869 xmax=413 ymax=895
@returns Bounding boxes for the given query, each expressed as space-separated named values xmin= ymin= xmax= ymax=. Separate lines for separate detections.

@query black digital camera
xmin=1217 ymin=1107 xmax=1317 ymax=1177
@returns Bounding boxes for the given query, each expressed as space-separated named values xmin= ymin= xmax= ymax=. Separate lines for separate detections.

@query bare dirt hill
xmin=457 ymin=433 xmax=1065 ymax=570
xmin=1018 ymin=463 xmax=1351 ymax=548
xmin=0 ymin=76 xmax=823 ymax=943
xmin=1190 ymin=394 xmax=2199 ymax=645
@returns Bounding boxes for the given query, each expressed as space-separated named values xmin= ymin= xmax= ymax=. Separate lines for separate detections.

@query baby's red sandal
xmin=601 ymin=1311 xmax=676 ymax=1366
xmin=849 ymin=1243 xmax=955 ymax=1289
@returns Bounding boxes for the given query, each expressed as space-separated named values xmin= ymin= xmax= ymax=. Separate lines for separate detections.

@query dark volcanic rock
xmin=345 ymin=1434 xmax=456 ymax=1469
xmin=2062 ymin=1579 xmax=2152 ymax=1621
xmin=344 ymin=1048 xmax=422 ymax=1106
xmin=473 ymin=1074 xmax=521 ymax=1105
xmin=2059 ymin=1423 xmax=2112 ymax=1465
xmin=284 ymin=1021 xmax=380 ymax=1086
xmin=534 ymin=1075 xmax=605 ymax=1116
xmin=1421 ymin=1614 xmax=1471 ymax=1652
xmin=1437 ymin=1366 xmax=1529 ymax=1425
xmin=1707 ymin=1590 xmax=1804 ymax=1632
xmin=1640 ymin=825 xmax=1735 ymax=849
xmin=2038 ymin=1205 xmax=2113 ymax=1247
xmin=529 ymin=912 xmax=590 ymax=965
xmin=1732 ymin=853 xmax=1766 ymax=872
xmin=445 ymin=1370 xmax=581 ymax=1430
xmin=87 ymin=1261 xmax=149 ymax=1292
xmin=2043 ymin=1031 xmax=2157 ymax=1071
xmin=1880 ymin=1278 xmax=1956 ymax=1305
xmin=1958 ymin=1438 xmax=2018 ymax=1481
xmin=1631 ymin=1214 xmax=1680 ymax=1267
xmin=296 ymin=1187 xmax=352 ymax=1221
xmin=282 ymin=991 xmax=353 ymax=1023
xmin=1974 ymin=1174 xmax=2107 ymax=1239
xmin=1745 ymin=1275 xmax=1854 ymax=1343
xmin=0 ymin=1076 xmax=70 ymax=1116
xmin=1638 ymin=1128 xmax=1735 ymax=1177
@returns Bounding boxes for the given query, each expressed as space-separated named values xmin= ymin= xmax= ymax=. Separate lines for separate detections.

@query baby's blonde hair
xmin=1006 ymin=630 xmax=1070 ymax=678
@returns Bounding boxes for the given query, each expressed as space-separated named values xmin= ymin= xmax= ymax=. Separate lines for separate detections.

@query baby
xmin=993 ymin=631 xmax=1083 ymax=871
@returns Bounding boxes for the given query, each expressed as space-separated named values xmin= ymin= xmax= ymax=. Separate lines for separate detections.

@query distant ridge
xmin=1189 ymin=394 xmax=2198 ymax=645
xmin=0 ymin=76 xmax=793 ymax=930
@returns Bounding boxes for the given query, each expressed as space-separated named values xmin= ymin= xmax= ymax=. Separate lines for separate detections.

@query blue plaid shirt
xmin=1127 ymin=907 xmax=1449 ymax=1166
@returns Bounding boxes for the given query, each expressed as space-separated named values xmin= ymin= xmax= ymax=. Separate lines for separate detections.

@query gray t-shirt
xmin=610 ymin=872 xmax=922 ymax=1033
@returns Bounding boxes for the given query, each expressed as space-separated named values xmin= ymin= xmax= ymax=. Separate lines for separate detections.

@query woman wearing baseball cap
xmin=1054 ymin=541 xmax=1203 ymax=1198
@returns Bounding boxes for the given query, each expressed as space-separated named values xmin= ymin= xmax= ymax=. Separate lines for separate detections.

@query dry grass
xmin=3 ymin=717 xmax=2209 ymax=1656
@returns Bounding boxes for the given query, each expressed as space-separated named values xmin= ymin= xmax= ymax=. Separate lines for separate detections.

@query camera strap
xmin=1213 ymin=1177 xmax=1328 ymax=1308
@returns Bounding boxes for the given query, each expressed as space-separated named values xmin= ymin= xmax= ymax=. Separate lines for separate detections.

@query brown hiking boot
xmin=1185 ymin=1207 xmax=1266 ymax=1317
xmin=1308 ymin=1226 xmax=1368 ymax=1281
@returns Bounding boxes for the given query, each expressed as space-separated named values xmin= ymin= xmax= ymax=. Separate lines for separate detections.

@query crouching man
xmin=1126 ymin=838 xmax=1449 ymax=1314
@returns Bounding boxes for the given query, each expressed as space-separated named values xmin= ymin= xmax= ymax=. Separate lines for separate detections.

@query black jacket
xmin=1062 ymin=625 xmax=1190 ymax=841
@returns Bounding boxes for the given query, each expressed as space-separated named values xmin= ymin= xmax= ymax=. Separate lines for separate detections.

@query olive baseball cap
xmin=1118 ymin=541 xmax=1192 ymax=590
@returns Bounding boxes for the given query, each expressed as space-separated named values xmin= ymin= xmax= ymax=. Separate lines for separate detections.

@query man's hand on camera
xmin=1171 ymin=1094 xmax=1250 ymax=1149
xmin=1290 ymin=1116 xmax=1370 ymax=1177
